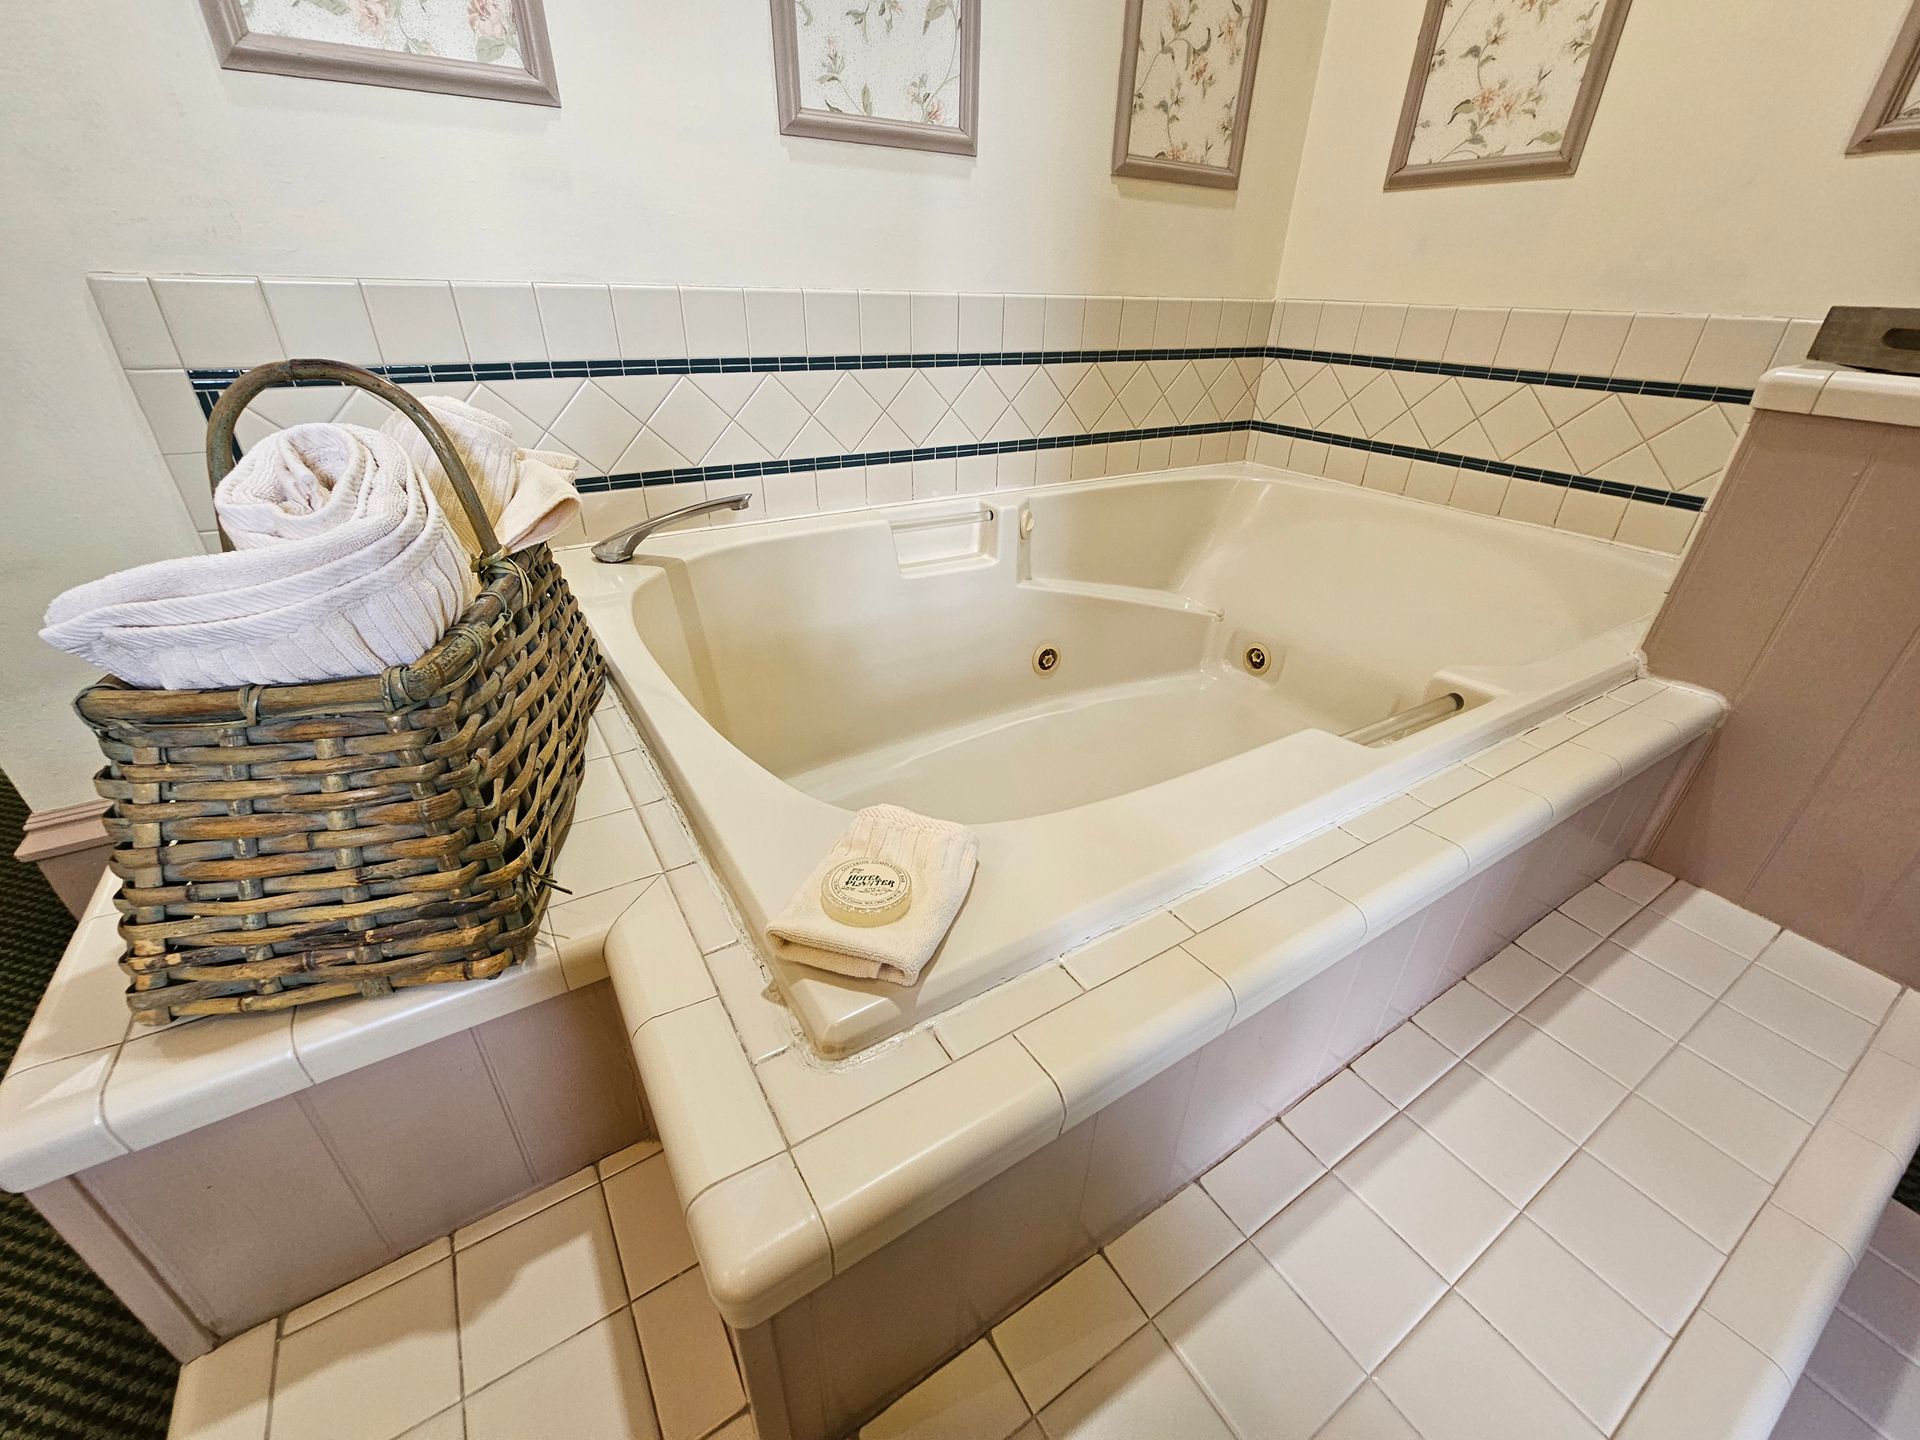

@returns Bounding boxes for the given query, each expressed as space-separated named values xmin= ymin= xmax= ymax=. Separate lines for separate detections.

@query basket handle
xmin=204 ymin=359 xmax=505 ymax=566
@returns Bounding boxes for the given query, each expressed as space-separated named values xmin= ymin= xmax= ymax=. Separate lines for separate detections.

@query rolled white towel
xmin=42 ymin=423 xmax=474 ymax=689
xmin=766 ymin=805 xmax=978 ymax=986
xmin=381 ymin=396 xmax=583 ymax=555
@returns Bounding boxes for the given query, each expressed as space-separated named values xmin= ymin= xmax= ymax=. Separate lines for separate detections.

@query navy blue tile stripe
xmin=188 ymin=379 xmax=1705 ymax=513
xmin=185 ymin=347 xmax=1754 ymax=406
xmin=574 ymin=421 xmax=1246 ymax=493
xmin=1249 ymin=421 xmax=1705 ymax=512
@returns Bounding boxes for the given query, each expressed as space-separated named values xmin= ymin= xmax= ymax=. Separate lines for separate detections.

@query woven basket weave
xmin=74 ymin=359 xmax=606 ymax=1025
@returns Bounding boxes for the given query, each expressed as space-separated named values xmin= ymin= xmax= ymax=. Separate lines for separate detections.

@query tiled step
xmin=1772 ymin=1200 xmax=1920 ymax=1440
xmin=168 ymin=1140 xmax=754 ymax=1440
xmin=859 ymin=865 xmax=1920 ymax=1440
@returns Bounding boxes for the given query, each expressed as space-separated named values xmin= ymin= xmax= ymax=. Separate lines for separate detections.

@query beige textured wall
xmin=1276 ymin=1 xmax=1920 ymax=317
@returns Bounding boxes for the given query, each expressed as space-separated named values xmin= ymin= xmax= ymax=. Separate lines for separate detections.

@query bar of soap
xmin=822 ymin=859 xmax=912 ymax=927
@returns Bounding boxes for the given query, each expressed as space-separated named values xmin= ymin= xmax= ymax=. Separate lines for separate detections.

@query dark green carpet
xmin=0 ymin=773 xmax=173 ymax=1440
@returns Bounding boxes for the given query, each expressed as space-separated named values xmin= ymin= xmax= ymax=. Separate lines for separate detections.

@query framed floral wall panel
xmin=770 ymin=0 xmax=980 ymax=156
xmin=1384 ymin=0 xmax=1633 ymax=190
xmin=1850 ymin=0 xmax=1920 ymax=155
xmin=197 ymin=0 xmax=559 ymax=106
xmin=1112 ymin=0 xmax=1269 ymax=189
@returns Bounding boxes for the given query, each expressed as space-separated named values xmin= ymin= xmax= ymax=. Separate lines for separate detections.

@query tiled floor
xmin=168 ymin=1140 xmax=753 ymax=1440
xmin=166 ymin=859 xmax=1918 ymax=1440
xmin=858 ymin=863 xmax=1917 ymax=1440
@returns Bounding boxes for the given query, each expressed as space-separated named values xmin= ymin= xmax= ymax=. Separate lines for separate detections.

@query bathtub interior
xmin=582 ymin=466 xmax=1678 ymax=1055
xmin=627 ymin=474 xmax=1673 ymax=825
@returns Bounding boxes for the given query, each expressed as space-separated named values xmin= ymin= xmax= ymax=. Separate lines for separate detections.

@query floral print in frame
xmin=1849 ymin=0 xmax=1920 ymax=155
xmin=770 ymin=0 xmax=981 ymax=156
xmin=197 ymin=0 xmax=559 ymax=105
xmin=1112 ymin=0 xmax=1270 ymax=189
xmin=1385 ymin=0 xmax=1634 ymax=189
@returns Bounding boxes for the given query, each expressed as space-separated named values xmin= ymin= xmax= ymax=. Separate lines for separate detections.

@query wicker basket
xmin=75 ymin=359 xmax=606 ymax=1025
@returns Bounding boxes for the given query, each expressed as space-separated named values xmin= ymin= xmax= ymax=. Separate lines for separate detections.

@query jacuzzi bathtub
xmin=562 ymin=466 xmax=1676 ymax=1055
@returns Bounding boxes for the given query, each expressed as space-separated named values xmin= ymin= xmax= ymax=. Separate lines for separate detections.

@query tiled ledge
xmin=608 ymin=674 xmax=1729 ymax=1328
xmin=1751 ymin=362 xmax=1920 ymax=428
xmin=0 ymin=695 xmax=670 ymax=1193
xmin=856 ymin=873 xmax=1920 ymax=1440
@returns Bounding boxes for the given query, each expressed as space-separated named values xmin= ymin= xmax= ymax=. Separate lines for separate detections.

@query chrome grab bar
xmin=1340 ymin=692 xmax=1466 ymax=747
xmin=591 ymin=493 xmax=753 ymax=562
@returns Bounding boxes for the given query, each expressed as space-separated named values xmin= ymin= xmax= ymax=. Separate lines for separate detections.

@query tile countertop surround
xmin=94 ymin=275 xmax=1826 ymax=565
xmin=0 ymin=695 xmax=668 ymax=1193
xmin=0 ymin=661 xmax=1724 ymax=1312
xmin=854 ymin=877 xmax=1920 ymax=1440
xmin=1751 ymin=361 xmax=1920 ymax=428
xmin=611 ymin=672 xmax=1729 ymax=1331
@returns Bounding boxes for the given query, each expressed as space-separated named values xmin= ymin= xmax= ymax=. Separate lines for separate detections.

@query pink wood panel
xmin=25 ymin=1175 xmax=216 ymax=1362
xmin=1649 ymin=418 xmax=1920 ymax=981
xmin=79 ymin=1092 xmax=392 ymax=1339
xmin=1645 ymin=411 xmax=1880 ymax=696
xmin=471 ymin=982 xmax=646 ymax=1185
xmin=299 ymin=1027 xmax=537 ymax=1254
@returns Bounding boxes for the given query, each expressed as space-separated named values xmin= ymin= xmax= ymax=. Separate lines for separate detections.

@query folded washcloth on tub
xmin=381 ymin=396 xmax=582 ymax=555
xmin=766 ymin=805 xmax=979 ymax=986
xmin=41 ymin=423 xmax=475 ymax=688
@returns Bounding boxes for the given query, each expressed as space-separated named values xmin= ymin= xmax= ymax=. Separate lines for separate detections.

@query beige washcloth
xmin=381 ymin=396 xmax=582 ymax=556
xmin=767 ymin=805 xmax=978 ymax=985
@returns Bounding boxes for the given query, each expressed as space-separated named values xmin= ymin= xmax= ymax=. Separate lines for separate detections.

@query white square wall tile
xmin=679 ymin=288 xmax=748 ymax=356
xmin=88 ymin=274 xmax=180 ymax=368
xmin=261 ymin=279 xmax=382 ymax=365
xmin=745 ymin=288 xmax=808 ymax=355
xmin=534 ymin=283 xmax=619 ymax=359
xmin=612 ymin=285 xmax=688 ymax=357
xmin=1521 ymin=977 xmax=1671 ymax=1088
xmin=360 ymin=280 xmax=468 ymax=364
xmin=452 ymin=282 xmax=546 ymax=362
xmin=1613 ymin=313 xmax=1707 ymax=382
xmin=464 ymin=1311 xmax=656 ymax=1440
xmin=150 ymin=276 xmax=284 ymax=368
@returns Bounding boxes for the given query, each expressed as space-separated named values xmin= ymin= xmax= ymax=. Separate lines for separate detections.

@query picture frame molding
xmin=1849 ymin=0 xmax=1920 ymax=155
xmin=1383 ymin=0 xmax=1634 ymax=191
xmin=196 ymin=0 xmax=561 ymax=107
xmin=1110 ymin=0 xmax=1270 ymax=191
xmin=768 ymin=0 xmax=981 ymax=157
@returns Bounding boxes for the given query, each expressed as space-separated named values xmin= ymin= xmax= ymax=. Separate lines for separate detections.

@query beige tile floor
xmin=169 ymin=862 xmax=1917 ymax=1440
xmin=169 ymin=1140 xmax=753 ymax=1440
xmin=858 ymin=865 xmax=1917 ymax=1440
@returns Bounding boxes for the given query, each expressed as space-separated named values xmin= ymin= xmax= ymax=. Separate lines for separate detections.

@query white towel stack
xmin=766 ymin=805 xmax=979 ymax=986
xmin=381 ymin=396 xmax=582 ymax=555
xmin=41 ymin=395 xmax=584 ymax=690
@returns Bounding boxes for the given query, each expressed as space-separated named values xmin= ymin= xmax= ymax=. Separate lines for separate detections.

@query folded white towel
xmin=766 ymin=805 xmax=979 ymax=986
xmin=382 ymin=396 xmax=582 ymax=556
xmin=41 ymin=423 xmax=475 ymax=688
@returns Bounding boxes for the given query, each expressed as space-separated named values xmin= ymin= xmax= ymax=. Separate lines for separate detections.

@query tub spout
xmin=591 ymin=493 xmax=753 ymax=562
